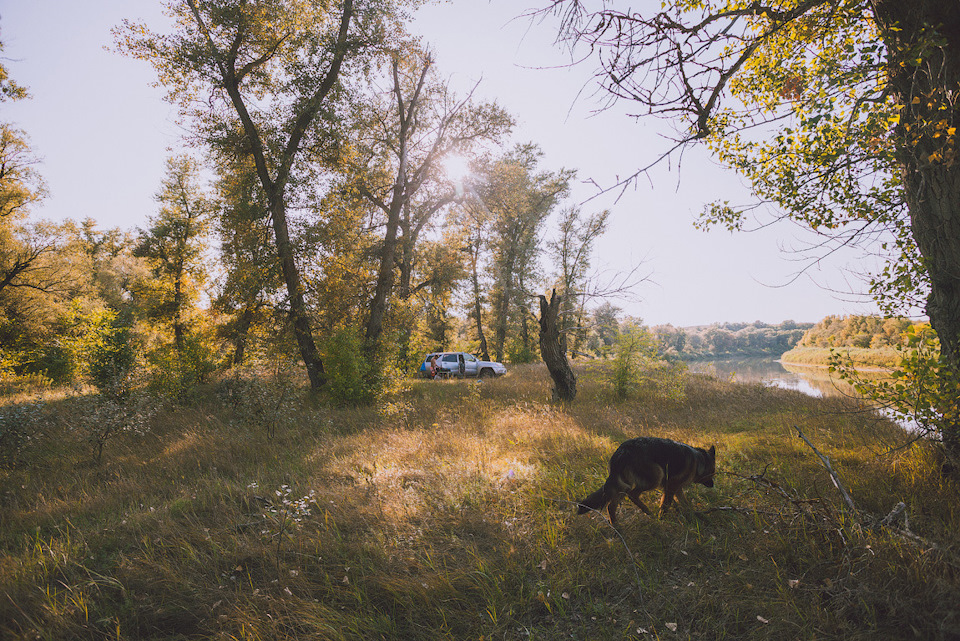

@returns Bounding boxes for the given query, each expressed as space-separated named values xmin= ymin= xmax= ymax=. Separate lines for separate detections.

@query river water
xmin=686 ymin=357 xmax=855 ymax=399
xmin=687 ymin=357 xmax=920 ymax=431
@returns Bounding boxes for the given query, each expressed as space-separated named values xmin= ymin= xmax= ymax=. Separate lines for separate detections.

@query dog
xmin=577 ymin=437 xmax=716 ymax=524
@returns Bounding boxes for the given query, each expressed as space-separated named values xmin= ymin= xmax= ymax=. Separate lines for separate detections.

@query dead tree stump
xmin=539 ymin=289 xmax=577 ymax=401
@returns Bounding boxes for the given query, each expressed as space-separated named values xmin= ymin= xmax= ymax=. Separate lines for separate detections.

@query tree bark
xmin=469 ymin=241 xmax=490 ymax=361
xmin=875 ymin=0 xmax=960 ymax=464
xmin=231 ymin=305 xmax=256 ymax=367
xmin=269 ymin=195 xmax=326 ymax=388
xmin=539 ymin=289 xmax=577 ymax=401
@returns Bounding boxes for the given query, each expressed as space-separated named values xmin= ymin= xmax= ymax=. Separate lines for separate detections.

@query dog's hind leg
xmin=607 ymin=494 xmax=624 ymax=525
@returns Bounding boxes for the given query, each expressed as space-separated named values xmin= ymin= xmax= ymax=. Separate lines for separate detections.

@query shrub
xmin=322 ymin=327 xmax=377 ymax=407
xmin=90 ymin=320 xmax=137 ymax=396
xmin=147 ymin=332 xmax=218 ymax=400
xmin=0 ymin=400 xmax=46 ymax=469
xmin=609 ymin=322 xmax=659 ymax=400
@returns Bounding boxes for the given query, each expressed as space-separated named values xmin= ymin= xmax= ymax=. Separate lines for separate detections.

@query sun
xmin=442 ymin=154 xmax=471 ymax=183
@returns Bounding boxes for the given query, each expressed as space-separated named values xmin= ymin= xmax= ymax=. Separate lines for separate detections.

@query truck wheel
xmin=479 ymin=368 xmax=493 ymax=379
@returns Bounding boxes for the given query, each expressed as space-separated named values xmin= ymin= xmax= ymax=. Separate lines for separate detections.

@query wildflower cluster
xmin=263 ymin=484 xmax=316 ymax=530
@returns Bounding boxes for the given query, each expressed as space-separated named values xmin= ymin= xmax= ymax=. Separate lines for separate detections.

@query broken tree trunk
xmin=539 ymin=289 xmax=577 ymax=401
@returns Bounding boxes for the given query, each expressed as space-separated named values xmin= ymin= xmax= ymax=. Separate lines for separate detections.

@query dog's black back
xmin=577 ymin=436 xmax=716 ymax=523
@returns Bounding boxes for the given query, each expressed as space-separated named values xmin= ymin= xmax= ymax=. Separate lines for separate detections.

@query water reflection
xmin=686 ymin=357 xmax=854 ymax=399
xmin=688 ymin=357 xmax=919 ymax=432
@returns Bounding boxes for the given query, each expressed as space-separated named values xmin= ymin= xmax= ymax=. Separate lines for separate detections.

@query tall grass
xmin=781 ymin=346 xmax=900 ymax=369
xmin=1 ymin=363 xmax=958 ymax=639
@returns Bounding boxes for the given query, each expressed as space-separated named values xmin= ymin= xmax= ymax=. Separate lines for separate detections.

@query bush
xmin=322 ymin=327 xmax=377 ymax=407
xmin=29 ymin=344 xmax=74 ymax=383
xmin=147 ymin=333 xmax=218 ymax=400
xmin=0 ymin=400 xmax=46 ymax=469
xmin=90 ymin=320 xmax=137 ymax=396
xmin=609 ymin=323 xmax=686 ymax=402
xmin=610 ymin=323 xmax=659 ymax=400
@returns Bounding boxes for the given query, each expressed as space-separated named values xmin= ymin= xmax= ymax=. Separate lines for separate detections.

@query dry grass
xmin=1 ymin=363 xmax=959 ymax=640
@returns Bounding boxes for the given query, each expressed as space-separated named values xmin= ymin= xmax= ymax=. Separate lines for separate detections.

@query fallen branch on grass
xmin=794 ymin=425 xmax=939 ymax=552
xmin=794 ymin=426 xmax=858 ymax=513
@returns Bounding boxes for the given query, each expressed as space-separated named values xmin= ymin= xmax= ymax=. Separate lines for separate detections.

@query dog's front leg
xmin=625 ymin=488 xmax=652 ymax=515
xmin=675 ymin=487 xmax=692 ymax=509
xmin=658 ymin=490 xmax=677 ymax=517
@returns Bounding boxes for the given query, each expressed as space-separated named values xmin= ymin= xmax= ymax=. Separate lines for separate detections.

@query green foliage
xmin=668 ymin=320 xmax=811 ymax=360
xmin=609 ymin=322 xmax=658 ymax=400
xmin=797 ymin=314 xmax=913 ymax=349
xmin=147 ymin=332 xmax=218 ymax=401
xmin=506 ymin=337 xmax=537 ymax=364
xmin=89 ymin=319 xmax=136 ymax=397
xmin=830 ymin=324 xmax=958 ymax=443
xmin=321 ymin=326 xmax=377 ymax=407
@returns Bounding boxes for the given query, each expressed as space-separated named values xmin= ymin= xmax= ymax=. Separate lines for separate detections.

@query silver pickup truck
xmin=419 ymin=351 xmax=507 ymax=379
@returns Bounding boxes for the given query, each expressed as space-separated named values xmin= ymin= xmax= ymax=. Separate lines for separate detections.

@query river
xmin=686 ymin=356 xmax=855 ymax=399
xmin=687 ymin=357 xmax=920 ymax=431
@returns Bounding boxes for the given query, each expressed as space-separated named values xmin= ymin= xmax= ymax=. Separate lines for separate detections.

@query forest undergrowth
xmin=1 ymin=363 xmax=958 ymax=640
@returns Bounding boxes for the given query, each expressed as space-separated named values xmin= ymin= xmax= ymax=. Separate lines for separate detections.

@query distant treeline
xmin=780 ymin=314 xmax=919 ymax=368
xmin=794 ymin=314 xmax=914 ymax=349
xmin=649 ymin=320 xmax=813 ymax=360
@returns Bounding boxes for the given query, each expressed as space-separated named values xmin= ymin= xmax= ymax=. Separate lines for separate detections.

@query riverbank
xmin=780 ymin=345 xmax=900 ymax=369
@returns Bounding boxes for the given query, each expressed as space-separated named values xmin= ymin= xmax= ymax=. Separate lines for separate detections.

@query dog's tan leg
xmin=658 ymin=490 xmax=676 ymax=517
xmin=607 ymin=496 xmax=621 ymax=525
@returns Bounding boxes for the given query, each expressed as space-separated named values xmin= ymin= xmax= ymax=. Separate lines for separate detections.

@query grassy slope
xmin=780 ymin=346 xmax=901 ymax=369
xmin=1 ymin=364 xmax=959 ymax=640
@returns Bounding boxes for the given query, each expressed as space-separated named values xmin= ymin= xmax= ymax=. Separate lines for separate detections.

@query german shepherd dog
xmin=577 ymin=437 xmax=716 ymax=524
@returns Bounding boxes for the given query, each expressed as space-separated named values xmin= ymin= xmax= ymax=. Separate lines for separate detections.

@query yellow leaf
xmin=912 ymin=97 xmax=921 ymax=104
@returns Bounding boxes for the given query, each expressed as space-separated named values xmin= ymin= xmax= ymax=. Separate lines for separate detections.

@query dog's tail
xmin=576 ymin=486 xmax=608 ymax=515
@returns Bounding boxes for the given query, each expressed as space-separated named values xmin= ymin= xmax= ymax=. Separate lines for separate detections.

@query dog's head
xmin=696 ymin=445 xmax=716 ymax=488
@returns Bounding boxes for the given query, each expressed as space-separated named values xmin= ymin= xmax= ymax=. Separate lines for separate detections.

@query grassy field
xmin=780 ymin=347 xmax=901 ymax=370
xmin=1 ymin=363 xmax=959 ymax=640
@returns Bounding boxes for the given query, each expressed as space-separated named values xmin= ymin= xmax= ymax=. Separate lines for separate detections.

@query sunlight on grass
xmin=2 ymin=363 xmax=959 ymax=639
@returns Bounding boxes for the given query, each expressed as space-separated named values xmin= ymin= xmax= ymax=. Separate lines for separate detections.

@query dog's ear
xmin=708 ymin=445 xmax=716 ymax=459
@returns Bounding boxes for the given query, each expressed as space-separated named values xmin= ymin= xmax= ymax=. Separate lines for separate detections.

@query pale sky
xmin=0 ymin=0 xmax=878 ymax=327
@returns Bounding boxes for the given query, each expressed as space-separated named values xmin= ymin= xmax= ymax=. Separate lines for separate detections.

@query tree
xmin=213 ymin=154 xmax=281 ymax=366
xmin=543 ymin=1 xmax=960 ymax=466
xmin=450 ymin=185 xmax=494 ymax=360
xmin=133 ymin=156 xmax=212 ymax=353
xmin=0 ymin=33 xmax=28 ymax=103
xmin=346 ymin=51 xmax=512 ymax=354
xmin=475 ymin=144 xmax=572 ymax=363
xmin=116 ymin=0 xmax=409 ymax=389
xmin=548 ymin=205 xmax=610 ymax=357
xmin=539 ymin=289 xmax=577 ymax=400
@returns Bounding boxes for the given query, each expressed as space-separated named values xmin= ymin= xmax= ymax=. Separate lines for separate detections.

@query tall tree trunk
xmin=493 ymin=252 xmax=516 ymax=363
xmin=231 ymin=305 xmax=256 ymax=367
xmin=876 ymin=0 xmax=960 ymax=464
xmin=173 ymin=270 xmax=185 ymax=353
xmin=270 ymin=196 xmax=325 ymax=389
xmin=469 ymin=244 xmax=490 ymax=361
xmin=365 ymin=199 xmax=402 ymax=351
xmin=539 ymin=289 xmax=577 ymax=401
